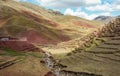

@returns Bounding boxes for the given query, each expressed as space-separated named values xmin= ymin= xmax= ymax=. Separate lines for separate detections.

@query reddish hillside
xmin=0 ymin=40 xmax=39 ymax=52
xmin=24 ymin=30 xmax=55 ymax=44
xmin=22 ymin=10 xmax=60 ymax=27
xmin=74 ymin=21 xmax=96 ymax=28
xmin=24 ymin=30 xmax=70 ymax=44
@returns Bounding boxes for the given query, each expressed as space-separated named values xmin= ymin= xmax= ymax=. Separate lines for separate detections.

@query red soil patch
xmin=44 ymin=71 xmax=56 ymax=76
xmin=74 ymin=21 xmax=96 ymax=28
xmin=0 ymin=41 xmax=39 ymax=52
xmin=24 ymin=30 xmax=70 ymax=44
xmin=22 ymin=10 xmax=60 ymax=27
xmin=0 ymin=19 xmax=5 ymax=23
xmin=24 ymin=30 xmax=55 ymax=44
xmin=0 ymin=71 xmax=41 ymax=76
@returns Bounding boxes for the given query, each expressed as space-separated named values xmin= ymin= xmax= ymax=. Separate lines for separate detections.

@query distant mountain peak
xmin=94 ymin=15 xmax=111 ymax=20
xmin=94 ymin=15 xmax=113 ymax=23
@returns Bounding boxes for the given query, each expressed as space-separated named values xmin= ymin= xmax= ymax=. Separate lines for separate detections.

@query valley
xmin=0 ymin=0 xmax=120 ymax=76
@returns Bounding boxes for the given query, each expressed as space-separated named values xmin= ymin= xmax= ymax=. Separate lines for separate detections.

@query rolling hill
xmin=0 ymin=0 xmax=101 ymax=45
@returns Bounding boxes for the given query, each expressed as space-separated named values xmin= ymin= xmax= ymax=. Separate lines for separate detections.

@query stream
xmin=43 ymin=52 xmax=102 ymax=76
xmin=43 ymin=52 xmax=61 ymax=76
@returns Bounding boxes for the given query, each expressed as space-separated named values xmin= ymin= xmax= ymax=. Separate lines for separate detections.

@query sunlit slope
xmin=0 ymin=1 xmax=69 ymax=44
xmin=0 ymin=0 xmax=101 ymax=44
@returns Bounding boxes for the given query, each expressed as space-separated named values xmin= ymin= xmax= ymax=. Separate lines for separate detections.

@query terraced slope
xmin=59 ymin=17 xmax=120 ymax=76
xmin=0 ymin=50 xmax=49 ymax=76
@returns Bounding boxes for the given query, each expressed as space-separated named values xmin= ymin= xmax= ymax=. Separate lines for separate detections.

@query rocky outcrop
xmin=41 ymin=52 xmax=61 ymax=76
xmin=48 ymin=9 xmax=63 ymax=16
xmin=98 ymin=17 xmax=120 ymax=37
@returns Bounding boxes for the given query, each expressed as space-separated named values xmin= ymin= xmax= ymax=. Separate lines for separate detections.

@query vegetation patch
xmin=0 ymin=48 xmax=25 ymax=56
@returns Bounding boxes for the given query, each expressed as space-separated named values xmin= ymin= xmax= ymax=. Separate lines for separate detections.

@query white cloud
xmin=112 ymin=1 xmax=120 ymax=11
xmin=16 ymin=0 xmax=119 ymax=19
xmin=86 ymin=1 xmax=120 ymax=12
xmin=114 ymin=0 xmax=120 ymax=4
xmin=15 ymin=0 xmax=27 ymax=1
xmin=64 ymin=8 xmax=97 ymax=20
xmin=115 ymin=5 xmax=120 ymax=10
xmin=86 ymin=3 xmax=113 ymax=12
xmin=40 ymin=0 xmax=54 ymax=3
xmin=85 ymin=0 xmax=101 ymax=5
xmin=35 ymin=0 xmax=101 ymax=8
xmin=64 ymin=8 xmax=111 ymax=20
xmin=64 ymin=8 xmax=74 ymax=15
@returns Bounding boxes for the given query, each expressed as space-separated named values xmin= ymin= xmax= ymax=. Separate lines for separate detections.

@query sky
xmin=16 ymin=0 xmax=120 ymax=20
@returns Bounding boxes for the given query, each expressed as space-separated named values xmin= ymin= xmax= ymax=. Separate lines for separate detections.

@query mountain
xmin=117 ymin=15 xmax=120 ymax=17
xmin=94 ymin=15 xmax=113 ymax=23
xmin=0 ymin=0 xmax=120 ymax=75
xmin=0 ymin=0 xmax=101 ymax=45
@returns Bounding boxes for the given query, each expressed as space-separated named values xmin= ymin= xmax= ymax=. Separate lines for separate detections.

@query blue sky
xmin=17 ymin=0 xmax=120 ymax=20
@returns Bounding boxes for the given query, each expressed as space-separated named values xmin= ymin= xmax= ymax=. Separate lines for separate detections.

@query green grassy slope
xmin=0 ymin=48 xmax=49 ymax=76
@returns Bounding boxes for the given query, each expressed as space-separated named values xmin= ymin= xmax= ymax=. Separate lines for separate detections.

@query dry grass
xmin=0 ymin=51 xmax=48 ymax=76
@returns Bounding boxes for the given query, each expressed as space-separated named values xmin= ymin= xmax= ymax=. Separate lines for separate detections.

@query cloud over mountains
xmin=17 ymin=0 xmax=120 ymax=20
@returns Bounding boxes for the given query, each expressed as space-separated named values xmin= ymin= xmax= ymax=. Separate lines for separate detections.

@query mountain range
xmin=93 ymin=15 xmax=120 ymax=23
